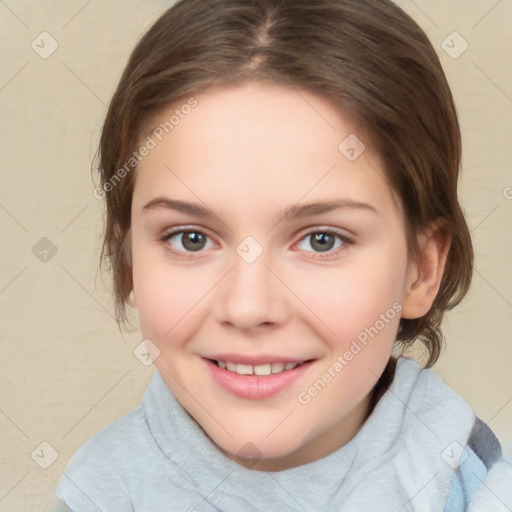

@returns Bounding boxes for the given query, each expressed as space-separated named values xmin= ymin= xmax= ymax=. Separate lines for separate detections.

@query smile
xmin=204 ymin=357 xmax=315 ymax=400
xmin=213 ymin=360 xmax=301 ymax=376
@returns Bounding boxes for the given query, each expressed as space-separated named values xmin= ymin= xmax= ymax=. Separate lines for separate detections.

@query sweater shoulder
xmin=65 ymin=404 xmax=151 ymax=469
xmin=55 ymin=405 xmax=153 ymax=511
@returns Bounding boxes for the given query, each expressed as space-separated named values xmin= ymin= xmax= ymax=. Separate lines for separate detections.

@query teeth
xmin=236 ymin=364 xmax=253 ymax=375
xmin=271 ymin=362 xmax=284 ymax=373
xmin=254 ymin=364 xmax=272 ymax=376
xmin=216 ymin=360 xmax=300 ymax=375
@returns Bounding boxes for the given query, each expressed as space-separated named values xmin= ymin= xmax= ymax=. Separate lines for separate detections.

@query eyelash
xmin=159 ymin=226 xmax=353 ymax=259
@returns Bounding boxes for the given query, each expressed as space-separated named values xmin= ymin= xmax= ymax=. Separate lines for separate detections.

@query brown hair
xmin=96 ymin=0 xmax=473 ymax=368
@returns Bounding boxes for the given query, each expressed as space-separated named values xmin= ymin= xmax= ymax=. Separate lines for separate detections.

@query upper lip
xmin=204 ymin=354 xmax=313 ymax=365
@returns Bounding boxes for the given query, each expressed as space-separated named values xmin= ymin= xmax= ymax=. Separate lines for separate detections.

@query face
xmin=129 ymin=81 xmax=413 ymax=471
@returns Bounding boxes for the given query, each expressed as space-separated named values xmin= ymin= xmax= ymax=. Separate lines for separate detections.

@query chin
xmin=214 ymin=426 xmax=309 ymax=466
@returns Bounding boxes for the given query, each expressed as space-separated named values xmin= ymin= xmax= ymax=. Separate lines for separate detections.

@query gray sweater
xmin=55 ymin=358 xmax=512 ymax=511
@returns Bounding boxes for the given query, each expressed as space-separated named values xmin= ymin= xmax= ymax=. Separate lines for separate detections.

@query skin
xmin=128 ymin=80 xmax=449 ymax=471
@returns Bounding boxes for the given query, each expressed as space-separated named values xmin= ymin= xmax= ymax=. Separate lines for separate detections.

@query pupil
xmin=312 ymin=233 xmax=334 ymax=252
xmin=183 ymin=232 xmax=206 ymax=251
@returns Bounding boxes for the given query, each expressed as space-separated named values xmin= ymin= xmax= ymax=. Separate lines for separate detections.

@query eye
xmin=161 ymin=228 xmax=215 ymax=254
xmin=296 ymin=230 xmax=349 ymax=255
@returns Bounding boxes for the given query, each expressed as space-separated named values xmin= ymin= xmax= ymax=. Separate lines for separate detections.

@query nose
xmin=214 ymin=247 xmax=290 ymax=332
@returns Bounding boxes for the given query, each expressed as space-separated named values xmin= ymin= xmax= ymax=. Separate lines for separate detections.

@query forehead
xmin=133 ymin=81 xmax=399 ymax=221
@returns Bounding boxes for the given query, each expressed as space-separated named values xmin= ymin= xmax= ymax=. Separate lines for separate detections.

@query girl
xmin=55 ymin=0 xmax=511 ymax=510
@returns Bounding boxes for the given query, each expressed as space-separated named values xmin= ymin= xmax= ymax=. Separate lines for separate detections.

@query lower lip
xmin=204 ymin=358 xmax=314 ymax=400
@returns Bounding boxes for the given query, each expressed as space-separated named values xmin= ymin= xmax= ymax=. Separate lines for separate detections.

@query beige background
xmin=0 ymin=1 xmax=511 ymax=510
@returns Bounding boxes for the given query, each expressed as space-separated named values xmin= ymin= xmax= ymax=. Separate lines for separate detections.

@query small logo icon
xmin=441 ymin=441 xmax=468 ymax=469
xmin=236 ymin=236 xmax=263 ymax=264
xmin=338 ymin=134 xmax=366 ymax=161
xmin=441 ymin=32 xmax=469 ymax=59
xmin=31 ymin=441 xmax=59 ymax=469
xmin=133 ymin=339 xmax=161 ymax=366
xmin=32 ymin=237 xmax=58 ymax=263
xmin=31 ymin=32 xmax=59 ymax=59
xmin=236 ymin=442 xmax=262 ymax=468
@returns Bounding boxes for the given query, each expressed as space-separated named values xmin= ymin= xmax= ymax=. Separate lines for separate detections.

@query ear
xmin=120 ymin=226 xmax=135 ymax=307
xmin=128 ymin=290 xmax=137 ymax=308
xmin=401 ymin=222 xmax=451 ymax=319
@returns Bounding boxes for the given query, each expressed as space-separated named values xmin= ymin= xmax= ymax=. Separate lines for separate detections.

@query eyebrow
xmin=142 ymin=197 xmax=378 ymax=220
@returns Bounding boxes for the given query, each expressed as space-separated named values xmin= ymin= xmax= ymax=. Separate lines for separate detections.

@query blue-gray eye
xmin=297 ymin=232 xmax=345 ymax=253
xmin=165 ymin=230 xmax=214 ymax=252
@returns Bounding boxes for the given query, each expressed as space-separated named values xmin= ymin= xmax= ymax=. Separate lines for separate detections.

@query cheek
xmin=290 ymin=261 xmax=405 ymax=413
xmin=304 ymin=266 xmax=404 ymax=320
xmin=131 ymin=244 xmax=213 ymax=341
xmin=288 ymin=249 xmax=407 ymax=351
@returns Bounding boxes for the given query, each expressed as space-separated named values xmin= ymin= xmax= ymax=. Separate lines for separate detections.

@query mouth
xmin=203 ymin=356 xmax=316 ymax=400
xmin=208 ymin=358 xmax=310 ymax=376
